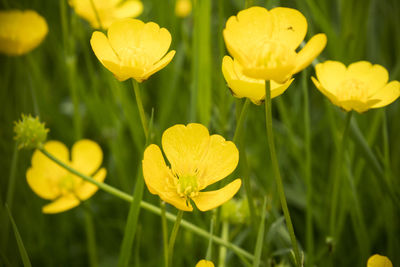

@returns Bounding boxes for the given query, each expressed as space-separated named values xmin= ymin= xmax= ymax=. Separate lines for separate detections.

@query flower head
xmin=68 ymin=0 xmax=143 ymax=29
xmin=223 ymin=6 xmax=326 ymax=82
xmin=196 ymin=259 xmax=214 ymax=267
xmin=367 ymin=254 xmax=392 ymax=267
xmin=0 ymin=9 xmax=48 ymax=56
xmin=312 ymin=61 xmax=400 ymax=113
xmin=91 ymin=18 xmax=176 ymax=82
xmin=27 ymin=140 xmax=106 ymax=213
xmin=142 ymin=123 xmax=241 ymax=211
xmin=14 ymin=114 xmax=49 ymax=150
xmin=175 ymin=0 xmax=192 ymax=18
xmin=222 ymin=55 xmax=293 ymax=104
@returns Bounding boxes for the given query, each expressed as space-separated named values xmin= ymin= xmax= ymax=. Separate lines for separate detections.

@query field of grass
xmin=1 ymin=0 xmax=399 ymax=266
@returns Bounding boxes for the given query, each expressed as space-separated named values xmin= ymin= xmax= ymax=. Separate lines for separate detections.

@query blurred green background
xmin=1 ymin=0 xmax=399 ymax=266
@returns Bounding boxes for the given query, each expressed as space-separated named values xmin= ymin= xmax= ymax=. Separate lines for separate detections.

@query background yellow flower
xmin=68 ymin=0 xmax=143 ymax=29
xmin=312 ymin=61 xmax=400 ymax=113
xmin=196 ymin=259 xmax=214 ymax=267
xmin=142 ymin=123 xmax=241 ymax=211
xmin=26 ymin=140 xmax=106 ymax=213
xmin=0 ymin=9 xmax=48 ymax=56
xmin=91 ymin=18 xmax=176 ymax=82
xmin=223 ymin=6 xmax=326 ymax=82
xmin=367 ymin=254 xmax=393 ymax=267
xmin=175 ymin=0 xmax=192 ymax=18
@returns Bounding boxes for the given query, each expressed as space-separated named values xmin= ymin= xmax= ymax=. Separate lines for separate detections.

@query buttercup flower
xmin=175 ymin=0 xmax=192 ymax=18
xmin=142 ymin=123 xmax=241 ymax=211
xmin=0 ymin=9 xmax=48 ymax=56
xmin=68 ymin=0 xmax=143 ymax=29
xmin=367 ymin=254 xmax=393 ymax=267
xmin=196 ymin=259 xmax=214 ymax=267
xmin=312 ymin=61 xmax=400 ymax=113
xmin=223 ymin=6 xmax=326 ymax=82
xmin=91 ymin=18 xmax=176 ymax=82
xmin=27 ymin=140 xmax=106 ymax=213
xmin=222 ymin=55 xmax=293 ymax=104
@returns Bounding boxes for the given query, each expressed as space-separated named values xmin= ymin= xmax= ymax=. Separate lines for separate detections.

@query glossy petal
xmin=75 ymin=168 xmax=107 ymax=200
xmin=196 ymin=260 xmax=215 ymax=267
xmin=26 ymin=167 xmax=60 ymax=200
xmin=71 ymin=139 xmax=103 ymax=176
xmin=293 ymin=33 xmax=327 ymax=74
xmin=42 ymin=194 xmax=80 ymax=214
xmin=367 ymin=254 xmax=393 ymax=267
xmin=107 ymin=18 xmax=145 ymax=56
xmin=197 ymin=135 xmax=239 ymax=189
xmin=315 ymin=61 xmax=347 ymax=95
xmin=31 ymin=141 xmax=69 ymax=177
xmin=370 ymin=81 xmax=400 ymax=108
xmin=114 ymin=0 xmax=143 ymax=20
xmin=269 ymin=7 xmax=307 ymax=50
xmin=162 ymin=124 xmax=210 ymax=177
xmin=142 ymin=50 xmax=176 ymax=81
xmin=90 ymin=31 xmax=120 ymax=71
xmin=140 ymin=23 xmax=172 ymax=64
xmin=192 ymin=179 xmax=242 ymax=211
xmin=311 ymin=76 xmax=340 ymax=105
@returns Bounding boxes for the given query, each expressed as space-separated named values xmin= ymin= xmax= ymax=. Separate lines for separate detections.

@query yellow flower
xmin=196 ymin=259 xmax=214 ymax=267
xmin=222 ymin=55 xmax=294 ymax=104
xmin=0 ymin=9 xmax=48 ymax=56
xmin=312 ymin=61 xmax=400 ymax=113
xmin=367 ymin=254 xmax=393 ymax=267
xmin=91 ymin=18 xmax=176 ymax=82
xmin=175 ymin=0 xmax=192 ymax=18
xmin=142 ymin=123 xmax=242 ymax=212
xmin=68 ymin=0 xmax=143 ymax=29
xmin=223 ymin=6 xmax=327 ymax=82
xmin=26 ymin=140 xmax=106 ymax=214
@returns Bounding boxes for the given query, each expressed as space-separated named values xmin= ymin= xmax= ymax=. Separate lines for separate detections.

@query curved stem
xmin=131 ymin=79 xmax=148 ymax=138
xmin=168 ymin=210 xmax=184 ymax=266
xmin=264 ymin=81 xmax=301 ymax=267
xmin=38 ymin=147 xmax=254 ymax=262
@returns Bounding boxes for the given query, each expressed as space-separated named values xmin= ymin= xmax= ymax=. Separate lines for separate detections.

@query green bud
xmin=14 ymin=114 xmax=49 ymax=150
xmin=221 ymin=197 xmax=250 ymax=224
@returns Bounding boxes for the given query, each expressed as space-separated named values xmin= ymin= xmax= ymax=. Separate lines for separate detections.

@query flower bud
xmin=14 ymin=114 xmax=49 ymax=149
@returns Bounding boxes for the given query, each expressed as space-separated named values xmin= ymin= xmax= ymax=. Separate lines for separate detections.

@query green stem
xmin=329 ymin=111 xmax=353 ymax=239
xmin=206 ymin=211 xmax=216 ymax=260
xmin=83 ymin=206 xmax=98 ymax=267
xmin=38 ymin=147 xmax=255 ymax=261
xmin=218 ymin=222 xmax=229 ymax=267
xmin=168 ymin=210 xmax=184 ymax=266
xmin=161 ymin=201 xmax=169 ymax=267
xmin=131 ymin=79 xmax=148 ymax=138
xmin=233 ymin=99 xmax=251 ymax=143
xmin=264 ymin=81 xmax=301 ymax=267
xmin=252 ymin=197 xmax=267 ymax=267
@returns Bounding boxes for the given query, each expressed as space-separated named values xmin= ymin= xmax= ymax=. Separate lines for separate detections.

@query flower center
xmin=118 ymin=46 xmax=149 ymax=68
xmin=176 ymin=174 xmax=199 ymax=198
xmin=337 ymin=78 xmax=369 ymax=102
xmin=255 ymin=40 xmax=296 ymax=70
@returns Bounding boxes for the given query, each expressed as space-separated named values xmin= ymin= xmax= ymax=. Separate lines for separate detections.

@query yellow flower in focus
xmin=175 ymin=0 xmax=192 ymax=18
xmin=0 ymin=10 xmax=48 ymax=56
xmin=26 ymin=140 xmax=107 ymax=213
xmin=196 ymin=259 xmax=214 ymax=267
xmin=223 ymin=6 xmax=327 ymax=82
xmin=367 ymin=254 xmax=393 ymax=267
xmin=91 ymin=18 xmax=176 ymax=82
xmin=222 ymin=55 xmax=294 ymax=104
xmin=68 ymin=0 xmax=143 ymax=29
xmin=142 ymin=123 xmax=241 ymax=212
xmin=312 ymin=61 xmax=400 ymax=113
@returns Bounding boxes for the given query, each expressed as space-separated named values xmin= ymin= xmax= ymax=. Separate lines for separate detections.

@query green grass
xmin=1 ymin=0 xmax=400 ymax=266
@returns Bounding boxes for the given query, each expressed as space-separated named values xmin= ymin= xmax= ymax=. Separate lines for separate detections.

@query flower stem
xmin=233 ymin=99 xmax=250 ymax=143
xmin=218 ymin=221 xmax=229 ymax=267
xmin=38 ymin=147 xmax=255 ymax=262
xmin=131 ymin=79 xmax=148 ymax=138
xmin=161 ymin=201 xmax=169 ymax=267
xmin=168 ymin=210 xmax=184 ymax=267
xmin=264 ymin=81 xmax=301 ymax=267
xmin=329 ymin=111 xmax=353 ymax=239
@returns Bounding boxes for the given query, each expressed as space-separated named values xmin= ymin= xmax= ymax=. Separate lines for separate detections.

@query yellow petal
xmin=347 ymin=61 xmax=389 ymax=96
xmin=114 ymin=0 xmax=143 ymax=20
xmin=311 ymin=76 xmax=340 ymax=105
xmin=192 ymin=179 xmax=241 ymax=211
xmin=269 ymin=7 xmax=307 ymax=50
xmin=162 ymin=123 xmax=210 ymax=177
xmin=26 ymin=167 xmax=61 ymax=200
xmin=141 ymin=50 xmax=176 ymax=82
xmin=367 ymin=254 xmax=393 ymax=267
xmin=197 ymin=135 xmax=239 ymax=189
xmin=196 ymin=259 xmax=215 ymax=267
xmin=340 ymin=99 xmax=373 ymax=113
xmin=107 ymin=18 xmax=145 ymax=56
xmin=293 ymin=33 xmax=327 ymax=74
xmin=315 ymin=60 xmax=347 ymax=95
xmin=31 ymin=141 xmax=69 ymax=177
xmin=42 ymin=194 xmax=80 ymax=214
xmin=175 ymin=0 xmax=192 ymax=18
xmin=90 ymin=31 xmax=120 ymax=72
xmin=71 ymin=139 xmax=103 ymax=176
xmin=75 ymin=168 xmax=107 ymax=200
xmin=140 ymin=22 xmax=173 ymax=65
xmin=370 ymin=81 xmax=400 ymax=108
xmin=270 ymin=79 xmax=294 ymax=99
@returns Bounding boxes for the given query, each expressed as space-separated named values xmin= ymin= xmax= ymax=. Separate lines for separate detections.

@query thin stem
xmin=206 ymin=211 xmax=216 ymax=260
xmin=161 ymin=201 xmax=169 ymax=267
xmin=264 ymin=81 xmax=301 ymax=267
xmin=233 ymin=99 xmax=251 ymax=143
xmin=329 ymin=111 xmax=353 ymax=239
xmin=168 ymin=210 xmax=184 ymax=266
xmin=218 ymin=222 xmax=229 ymax=267
xmin=131 ymin=79 xmax=148 ymax=138
xmin=38 ymin=147 xmax=255 ymax=261
xmin=253 ymin=197 xmax=267 ymax=267
xmin=83 ymin=206 xmax=98 ymax=267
